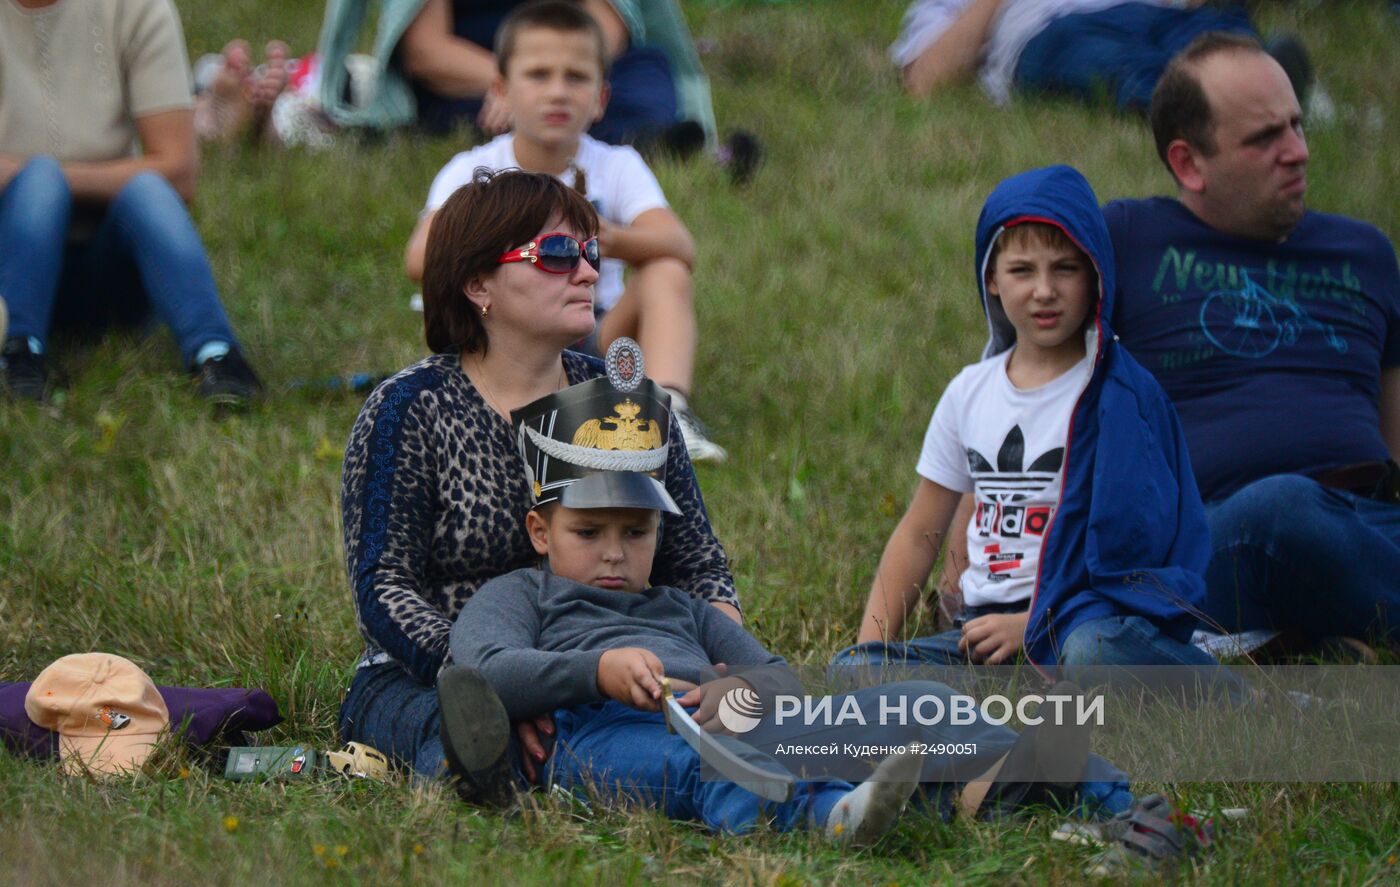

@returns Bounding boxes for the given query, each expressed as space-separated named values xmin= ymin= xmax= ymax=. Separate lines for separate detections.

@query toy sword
xmin=660 ymin=678 xmax=795 ymax=803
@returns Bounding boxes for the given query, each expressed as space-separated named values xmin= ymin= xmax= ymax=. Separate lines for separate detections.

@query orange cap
xmin=24 ymin=653 xmax=169 ymax=776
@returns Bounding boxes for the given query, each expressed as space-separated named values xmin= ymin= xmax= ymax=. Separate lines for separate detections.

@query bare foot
xmin=249 ymin=40 xmax=290 ymax=138
xmin=195 ymin=40 xmax=253 ymax=142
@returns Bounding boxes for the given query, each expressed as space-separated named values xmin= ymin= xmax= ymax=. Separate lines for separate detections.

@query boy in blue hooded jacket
xmin=841 ymin=165 xmax=1227 ymax=678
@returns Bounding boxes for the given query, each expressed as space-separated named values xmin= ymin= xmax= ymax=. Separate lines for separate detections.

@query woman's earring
xmin=481 ymin=304 xmax=490 ymax=318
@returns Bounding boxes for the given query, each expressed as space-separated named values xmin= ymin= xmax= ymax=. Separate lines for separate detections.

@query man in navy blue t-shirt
xmin=1105 ymin=32 xmax=1400 ymax=652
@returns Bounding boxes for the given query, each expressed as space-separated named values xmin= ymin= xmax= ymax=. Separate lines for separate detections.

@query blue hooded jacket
xmin=973 ymin=166 xmax=1209 ymax=667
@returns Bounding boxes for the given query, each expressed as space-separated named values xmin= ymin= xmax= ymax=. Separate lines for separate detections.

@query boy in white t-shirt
xmin=403 ymin=1 xmax=725 ymax=462
xmin=838 ymin=166 xmax=1230 ymax=685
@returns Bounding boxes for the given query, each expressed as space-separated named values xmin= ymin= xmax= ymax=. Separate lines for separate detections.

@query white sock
xmin=824 ymin=749 xmax=923 ymax=846
xmin=194 ymin=340 xmax=231 ymax=366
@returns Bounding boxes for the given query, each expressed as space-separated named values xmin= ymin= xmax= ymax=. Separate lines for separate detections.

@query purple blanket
xmin=1 ymin=681 xmax=283 ymax=759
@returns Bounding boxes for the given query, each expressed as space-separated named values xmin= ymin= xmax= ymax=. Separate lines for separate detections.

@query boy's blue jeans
xmin=551 ymin=684 xmax=1131 ymax=833
xmin=828 ymin=603 xmax=1025 ymax=673
xmin=338 ymin=660 xmax=863 ymax=815
xmin=828 ymin=606 xmax=1221 ymax=670
xmin=1203 ymin=474 xmax=1400 ymax=645
xmin=1012 ymin=2 xmax=1255 ymax=111
xmin=342 ymin=664 xmax=1132 ymax=827
xmin=0 ymin=156 xmax=238 ymax=364
xmin=337 ymin=660 xmax=849 ymax=823
xmin=551 ymin=701 xmax=852 ymax=834
xmin=829 ymin=605 xmax=1246 ymax=703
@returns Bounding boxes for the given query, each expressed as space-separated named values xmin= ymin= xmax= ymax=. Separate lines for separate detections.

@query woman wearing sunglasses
xmin=337 ymin=170 xmax=739 ymax=795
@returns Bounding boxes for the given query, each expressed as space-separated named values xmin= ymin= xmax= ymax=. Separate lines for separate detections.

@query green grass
xmin=4 ymin=1 xmax=1400 ymax=883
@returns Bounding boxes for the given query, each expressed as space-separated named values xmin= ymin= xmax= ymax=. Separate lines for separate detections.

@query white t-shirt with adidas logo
xmin=917 ymin=349 xmax=1091 ymax=608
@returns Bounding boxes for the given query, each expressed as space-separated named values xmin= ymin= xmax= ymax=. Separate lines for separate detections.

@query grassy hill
xmin=2 ymin=1 xmax=1398 ymax=883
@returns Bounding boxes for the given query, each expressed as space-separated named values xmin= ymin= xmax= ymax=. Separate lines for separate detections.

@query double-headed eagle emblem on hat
xmin=511 ymin=338 xmax=680 ymax=514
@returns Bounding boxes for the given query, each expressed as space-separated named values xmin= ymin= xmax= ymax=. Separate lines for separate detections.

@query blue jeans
xmin=551 ymin=683 xmax=1132 ymax=832
xmin=343 ymin=664 xmax=1131 ymax=821
xmin=1060 ymin=615 xmax=1248 ymax=704
xmin=1013 ymin=3 xmax=1254 ymax=111
xmin=0 ymin=156 xmax=238 ymax=364
xmin=1204 ymin=474 xmax=1400 ymax=644
xmin=551 ymin=701 xmax=852 ymax=834
xmin=339 ymin=661 xmax=452 ymax=779
xmin=339 ymin=661 xmax=882 ymax=820
xmin=586 ymin=48 xmax=680 ymax=147
xmin=828 ymin=603 xmax=1037 ymax=674
xmin=830 ymin=608 xmax=1244 ymax=702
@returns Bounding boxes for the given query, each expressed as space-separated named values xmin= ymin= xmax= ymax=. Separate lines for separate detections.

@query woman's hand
xmin=515 ymin=714 xmax=554 ymax=784
xmin=597 ymin=647 xmax=665 ymax=711
xmin=958 ymin=611 xmax=1029 ymax=664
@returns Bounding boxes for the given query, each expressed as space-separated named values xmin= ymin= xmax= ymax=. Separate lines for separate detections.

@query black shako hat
xmin=511 ymin=338 xmax=681 ymax=514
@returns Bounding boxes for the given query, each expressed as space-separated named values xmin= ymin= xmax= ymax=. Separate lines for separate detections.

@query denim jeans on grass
xmin=830 ymin=605 xmax=1245 ymax=703
xmin=827 ymin=602 xmax=1034 ymax=675
xmin=0 ymin=156 xmax=237 ymax=364
xmin=551 ymin=701 xmax=852 ymax=834
xmin=343 ymin=664 xmax=1132 ymax=822
xmin=340 ymin=660 xmax=885 ymax=823
xmin=1013 ymin=3 xmax=1254 ymax=111
xmin=1203 ymin=474 xmax=1400 ymax=645
xmin=550 ymin=684 xmax=1132 ymax=833
xmin=338 ymin=661 xmax=452 ymax=779
xmin=1059 ymin=615 xmax=1248 ymax=704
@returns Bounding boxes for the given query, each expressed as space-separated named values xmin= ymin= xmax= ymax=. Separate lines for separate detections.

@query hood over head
xmin=973 ymin=165 xmax=1117 ymax=360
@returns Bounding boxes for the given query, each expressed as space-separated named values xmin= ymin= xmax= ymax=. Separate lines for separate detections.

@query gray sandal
xmin=1060 ymin=793 xmax=1218 ymax=875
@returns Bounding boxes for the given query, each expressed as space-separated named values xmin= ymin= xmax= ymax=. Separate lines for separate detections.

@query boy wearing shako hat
xmin=442 ymin=339 xmax=1131 ymax=839
xmin=440 ymin=338 xmax=919 ymax=840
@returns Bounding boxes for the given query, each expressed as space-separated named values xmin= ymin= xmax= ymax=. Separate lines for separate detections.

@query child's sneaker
xmin=665 ymin=389 xmax=727 ymax=463
xmin=719 ymin=129 xmax=763 ymax=186
xmin=824 ymin=749 xmax=923 ymax=846
xmin=192 ymin=347 xmax=263 ymax=406
xmin=2 ymin=336 xmax=49 ymax=403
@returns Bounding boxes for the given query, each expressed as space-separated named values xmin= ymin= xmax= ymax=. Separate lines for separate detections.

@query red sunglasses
xmin=498 ymin=233 xmax=601 ymax=274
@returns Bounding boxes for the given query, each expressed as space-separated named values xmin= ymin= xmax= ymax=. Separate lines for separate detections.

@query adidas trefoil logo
xmin=965 ymin=425 xmax=1063 ymax=504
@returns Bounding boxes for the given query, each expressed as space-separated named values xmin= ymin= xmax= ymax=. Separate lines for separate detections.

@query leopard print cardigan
xmin=341 ymin=351 xmax=738 ymax=685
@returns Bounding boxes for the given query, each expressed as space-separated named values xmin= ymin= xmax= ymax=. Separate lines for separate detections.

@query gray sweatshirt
xmin=451 ymin=568 xmax=798 ymax=719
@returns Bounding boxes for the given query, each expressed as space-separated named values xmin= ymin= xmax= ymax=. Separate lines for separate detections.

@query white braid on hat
xmin=523 ymin=425 xmax=668 ymax=472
